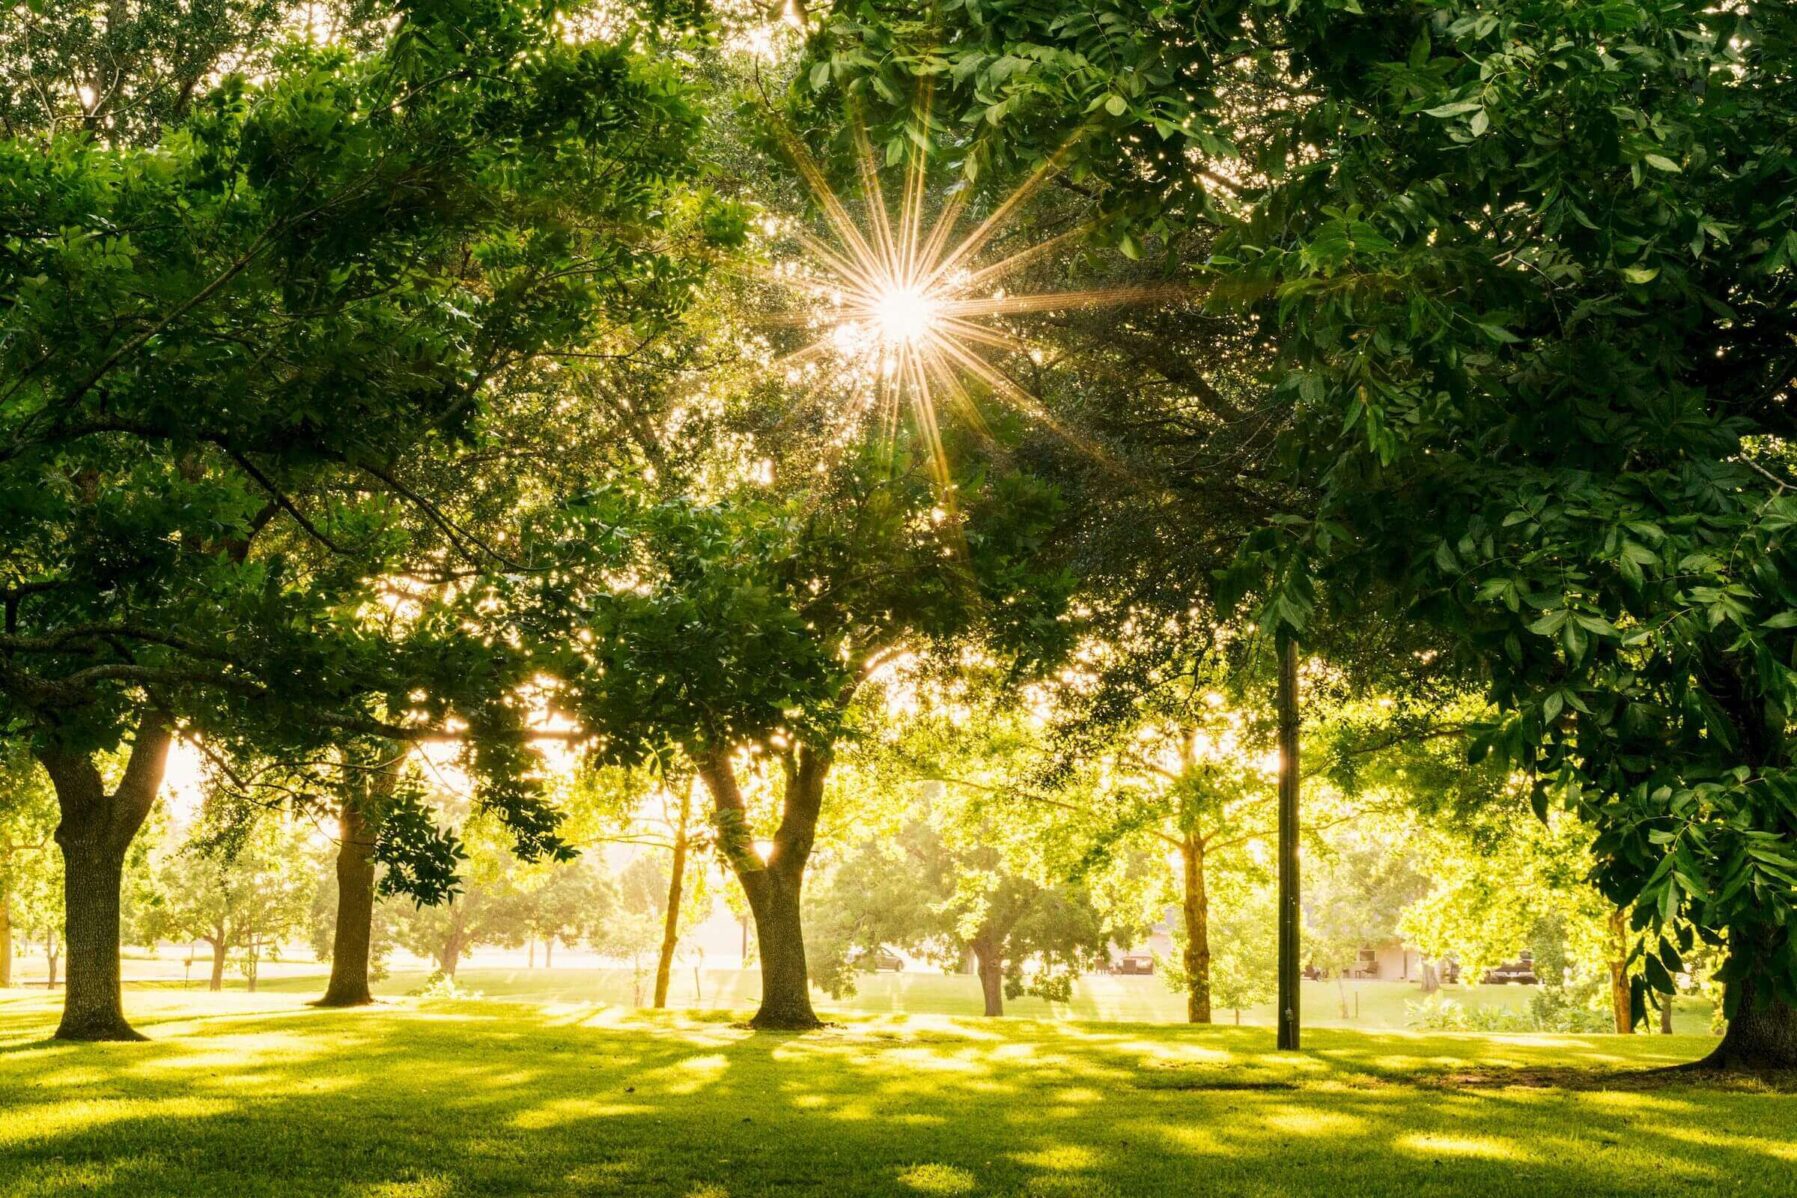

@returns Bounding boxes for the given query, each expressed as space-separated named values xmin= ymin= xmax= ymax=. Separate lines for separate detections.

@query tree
xmin=813 ymin=0 xmax=1797 ymax=1069
xmin=1 ymin=0 xmax=725 ymax=1039
xmin=1400 ymin=806 xmax=1633 ymax=1033
xmin=561 ymin=762 xmax=717 ymax=1007
xmin=313 ymin=751 xmax=405 ymax=1008
xmin=1305 ymin=823 xmax=1429 ymax=1019
xmin=136 ymin=801 xmax=313 ymax=992
xmin=0 ymin=747 xmax=57 ymax=987
xmin=557 ymin=436 xmax=1075 ymax=1028
xmin=1082 ymin=688 xmax=1280 ymax=1025
xmin=1204 ymin=886 xmax=1277 ymax=1027
xmin=491 ymin=856 xmax=617 ymax=970
xmin=809 ymin=815 xmax=1113 ymax=1017
xmin=602 ymin=855 xmax=680 ymax=1005
xmin=0 ymin=0 xmax=384 ymax=144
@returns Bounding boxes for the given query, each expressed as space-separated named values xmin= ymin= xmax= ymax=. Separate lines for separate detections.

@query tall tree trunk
xmin=1181 ymin=833 xmax=1211 ymax=1024
xmin=317 ymin=796 xmax=380 ymax=1006
xmin=973 ymin=936 xmax=1004 ymax=1017
xmin=0 ymin=881 xmax=11 ymax=988
xmin=697 ymin=743 xmax=824 ymax=1030
xmin=1608 ymin=907 xmax=1633 ymax=1035
xmin=1275 ymin=634 xmax=1302 ymax=1051
xmin=1699 ymin=952 xmax=1797 ymax=1071
xmin=208 ymin=937 xmax=226 ymax=992
xmin=653 ymin=782 xmax=693 ymax=1009
xmin=1660 ymin=995 xmax=1674 ymax=1035
xmin=528 ymin=940 xmax=536 ymax=969
xmin=544 ymin=938 xmax=553 ymax=968
xmin=39 ymin=717 xmax=172 ymax=1041
xmin=46 ymin=935 xmax=58 ymax=989
xmin=744 ymin=868 xmax=816 ymax=1027
xmin=440 ymin=933 xmax=462 ymax=980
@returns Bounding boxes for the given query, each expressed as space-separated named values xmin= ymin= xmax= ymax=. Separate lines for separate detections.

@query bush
xmin=408 ymin=972 xmax=481 ymax=1001
xmin=1406 ymin=987 xmax=1613 ymax=1034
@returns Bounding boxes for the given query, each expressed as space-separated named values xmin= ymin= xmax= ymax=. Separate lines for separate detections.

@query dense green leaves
xmin=808 ymin=0 xmax=1797 ymax=1028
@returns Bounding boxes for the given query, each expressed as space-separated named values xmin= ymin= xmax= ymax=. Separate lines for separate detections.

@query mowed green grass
xmin=223 ymin=964 xmax=1719 ymax=1033
xmin=2 ymin=990 xmax=1790 ymax=1198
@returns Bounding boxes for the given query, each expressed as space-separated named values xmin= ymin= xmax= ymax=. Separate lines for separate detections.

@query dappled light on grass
xmin=0 ymin=992 xmax=1788 ymax=1197
xmin=1394 ymin=1132 xmax=1532 ymax=1162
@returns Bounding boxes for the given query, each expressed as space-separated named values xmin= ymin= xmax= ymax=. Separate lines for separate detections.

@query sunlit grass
xmin=185 ymin=965 xmax=1708 ymax=1034
xmin=0 ymin=989 xmax=1786 ymax=1197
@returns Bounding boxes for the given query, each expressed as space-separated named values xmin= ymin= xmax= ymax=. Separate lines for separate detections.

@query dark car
xmin=1481 ymin=952 xmax=1538 ymax=985
xmin=1111 ymin=953 xmax=1154 ymax=976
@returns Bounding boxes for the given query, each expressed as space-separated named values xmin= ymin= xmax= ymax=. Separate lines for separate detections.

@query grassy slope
xmin=2 ymin=991 xmax=1789 ymax=1198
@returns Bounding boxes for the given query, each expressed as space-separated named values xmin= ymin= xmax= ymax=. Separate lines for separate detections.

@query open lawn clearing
xmin=0 ymin=990 xmax=1786 ymax=1198
xmin=5 ymin=956 xmax=1721 ymax=1033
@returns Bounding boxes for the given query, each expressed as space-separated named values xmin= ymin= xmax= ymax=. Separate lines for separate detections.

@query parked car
xmin=1481 ymin=952 xmax=1538 ymax=985
xmin=1111 ymin=953 xmax=1155 ymax=975
xmin=847 ymin=947 xmax=904 ymax=972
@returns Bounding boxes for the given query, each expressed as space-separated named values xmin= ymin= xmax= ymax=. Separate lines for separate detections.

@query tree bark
xmin=1699 ymin=958 xmax=1797 ymax=1071
xmin=973 ymin=937 xmax=1005 ymax=1017
xmin=653 ymin=782 xmax=692 ymax=1009
xmin=544 ymin=938 xmax=553 ymax=968
xmin=1608 ymin=907 xmax=1633 ymax=1035
xmin=317 ymin=762 xmax=397 ymax=1008
xmin=1275 ymin=634 xmax=1301 ymax=1051
xmin=0 ymin=881 xmax=11 ymax=987
xmin=46 ymin=935 xmax=58 ymax=989
xmin=1660 ymin=995 xmax=1674 ymax=1035
xmin=698 ymin=743 xmax=824 ymax=1030
xmin=1181 ymin=833 xmax=1211 ymax=1024
xmin=40 ymin=717 xmax=172 ymax=1040
xmin=208 ymin=938 xmax=226 ymax=992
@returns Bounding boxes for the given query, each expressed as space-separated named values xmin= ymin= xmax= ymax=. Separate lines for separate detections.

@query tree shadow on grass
xmin=1 ymin=1001 xmax=1793 ymax=1197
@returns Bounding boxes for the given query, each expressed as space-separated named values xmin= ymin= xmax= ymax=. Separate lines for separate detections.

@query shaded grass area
xmin=0 ymin=990 xmax=1785 ymax=1198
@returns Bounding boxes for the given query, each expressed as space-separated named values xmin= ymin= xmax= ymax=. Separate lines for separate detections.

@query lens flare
xmin=764 ymin=92 xmax=1190 ymax=494
xmin=873 ymin=285 xmax=937 ymax=345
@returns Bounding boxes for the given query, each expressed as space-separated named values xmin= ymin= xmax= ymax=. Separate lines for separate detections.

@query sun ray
xmin=918 ymin=128 xmax=1089 ymax=293
xmin=761 ymin=103 xmax=1172 ymax=490
xmin=847 ymin=105 xmax=902 ymax=286
xmin=937 ymin=283 xmax=1191 ymax=320
xmin=897 ymin=77 xmax=934 ymax=286
xmin=947 ymin=219 xmax=1098 ymax=296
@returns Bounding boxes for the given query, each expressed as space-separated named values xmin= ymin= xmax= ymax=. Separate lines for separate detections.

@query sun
xmin=762 ymin=98 xmax=1185 ymax=490
xmin=872 ymin=284 xmax=937 ymax=346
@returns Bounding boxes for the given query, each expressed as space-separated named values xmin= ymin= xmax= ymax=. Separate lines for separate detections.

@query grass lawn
xmin=2 ymin=989 xmax=1790 ymax=1197
xmin=47 ymin=953 xmax=1709 ymax=1033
